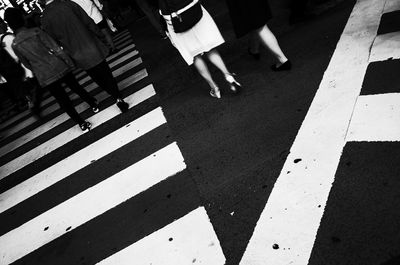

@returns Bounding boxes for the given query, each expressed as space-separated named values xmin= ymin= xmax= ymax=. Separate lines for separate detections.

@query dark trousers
xmin=44 ymin=72 xmax=96 ymax=124
xmin=3 ymin=76 xmax=31 ymax=108
xmin=86 ymin=60 xmax=122 ymax=101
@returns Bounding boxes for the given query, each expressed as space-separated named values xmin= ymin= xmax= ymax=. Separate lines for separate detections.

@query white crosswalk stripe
xmin=0 ymin=30 xmax=223 ymax=265
xmin=96 ymin=207 xmax=225 ymax=265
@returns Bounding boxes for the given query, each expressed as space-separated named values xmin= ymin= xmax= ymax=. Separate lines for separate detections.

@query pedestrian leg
xmin=62 ymin=72 xmax=98 ymax=110
xmin=86 ymin=61 xmax=129 ymax=112
xmin=193 ymin=55 xmax=221 ymax=98
xmin=248 ymin=31 xmax=261 ymax=55
xmin=101 ymin=27 xmax=117 ymax=51
xmin=256 ymin=24 xmax=288 ymax=65
xmin=45 ymin=80 xmax=86 ymax=125
xmin=206 ymin=49 xmax=242 ymax=94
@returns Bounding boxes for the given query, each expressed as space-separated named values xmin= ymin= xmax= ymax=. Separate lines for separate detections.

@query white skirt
xmin=165 ymin=6 xmax=225 ymax=65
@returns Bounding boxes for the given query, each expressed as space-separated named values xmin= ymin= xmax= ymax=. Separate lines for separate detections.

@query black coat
xmin=225 ymin=0 xmax=272 ymax=38
xmin=41 ymin=0 xmax=109 ymax=70
xmin=158 ymin=0 xmax=193 ymax=15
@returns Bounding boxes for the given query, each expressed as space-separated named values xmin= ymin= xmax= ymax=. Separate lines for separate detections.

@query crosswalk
xmin=0 ymin=30 xmax=224 ymax=264
xmin=2 ymin=1 xmax=399 ymax=263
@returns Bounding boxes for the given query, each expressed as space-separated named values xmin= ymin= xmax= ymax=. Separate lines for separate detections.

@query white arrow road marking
xmin=96 ymin=207 xmax=225 ymax=265
xmin=347 ymin=93 xmax=400 ymax=141
xmin=240 ymin=0 xmax=386 ymax=264
xmin=0 ymin=142 xmax=186 ymax=265
xmin=0 ymin=81 xmax=151 ymax=179
xmin=0 ymin=104 xmax=163 ymax=215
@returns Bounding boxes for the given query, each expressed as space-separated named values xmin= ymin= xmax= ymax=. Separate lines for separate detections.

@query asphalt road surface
xmin=0 ymin=0 xmax=399 ymax=264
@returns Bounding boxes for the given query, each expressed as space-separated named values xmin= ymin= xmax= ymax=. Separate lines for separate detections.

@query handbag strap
xmin=164 ymin=0 xmax=199 ymax=15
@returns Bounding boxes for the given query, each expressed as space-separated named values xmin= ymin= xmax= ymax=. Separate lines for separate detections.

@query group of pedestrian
xmin=151 ymin=0 xmax=291 ymax=98
xmin=1 ymin=0 xmax=129 ymax=132
xmin=0 ymin=18 xmax=34 ymax=112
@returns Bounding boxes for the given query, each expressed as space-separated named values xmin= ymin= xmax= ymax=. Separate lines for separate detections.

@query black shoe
xmin=248 ymin=48 xmax=261 ymax=60
xmin=79 ymin=121 xmax=92 ymax=132
xmin=116 ymin=100 xmax=129 ymax=113
xmin=110 ymin=48 xmax=119 ymax=54
xmin=91 ymin=104 xmax=99 ymax=113
xmin=31 ymin=106 xmax=42 ymax=119
xmin=271 ymin=60 xmax=292 ymax=72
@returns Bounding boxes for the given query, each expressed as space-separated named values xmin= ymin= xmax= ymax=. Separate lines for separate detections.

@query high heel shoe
xmin=271 ymin=60 xmax=292 ymax=72
xmin=225 ymin=73 xmax=242 ymax=94
xmin=210 ymin=86 xmax=221 ymax=99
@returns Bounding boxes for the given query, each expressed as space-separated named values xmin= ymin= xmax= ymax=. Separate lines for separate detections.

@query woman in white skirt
xmin=158 ymin=0 xmax=241 ymax=98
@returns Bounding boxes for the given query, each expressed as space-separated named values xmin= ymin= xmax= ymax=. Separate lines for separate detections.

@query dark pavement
xmin=1 ymin=0 xmax=400 ymax=264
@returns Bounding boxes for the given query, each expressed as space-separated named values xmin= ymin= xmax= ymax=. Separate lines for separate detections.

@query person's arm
xmin=3 ymin=34 xmax=19 ymax=62
xmin=93 ymin=0 xmax=103 ymax=11
xmin=4 ymin=34 xmax=34 ymax=78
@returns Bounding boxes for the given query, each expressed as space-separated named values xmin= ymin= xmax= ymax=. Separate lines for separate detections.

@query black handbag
xmin=167 ymin=1 xmax=203 ymax=33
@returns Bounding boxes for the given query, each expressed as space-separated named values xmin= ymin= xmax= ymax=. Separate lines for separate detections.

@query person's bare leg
xmin=256 ymin=24 xmax=288 ymax=65
xmin=206 ymin=49 xmax=241 ymax=93
xmin=193 ymin=55 xmax=221 ymax=98
xmin=249 ymin=31 xmax=261 ymax=54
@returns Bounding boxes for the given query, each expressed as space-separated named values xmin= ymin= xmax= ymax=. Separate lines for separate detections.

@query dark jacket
xmin=12 ymin=27 xmax=71 ymax=87
xmin=158 ymin=0 xmax=194 ymax=15
xmin=225 ymin=0 xmax=272 ymax=38
xmin=41 ymin=0 xmax=108 ymax=70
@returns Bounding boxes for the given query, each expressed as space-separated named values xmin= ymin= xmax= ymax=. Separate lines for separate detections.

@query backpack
xmin=0 ymin=33 xmax=25 ymax=80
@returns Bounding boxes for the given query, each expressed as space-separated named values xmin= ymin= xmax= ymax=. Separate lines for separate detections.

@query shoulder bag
xmin=166 ymin=0 xmax=203 ymax=33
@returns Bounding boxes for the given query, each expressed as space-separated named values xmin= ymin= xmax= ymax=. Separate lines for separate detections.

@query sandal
xmin=210 ymin=86 xmax=221 ymax=99
xmin=225 ymin=73 xmax=242 ymax=94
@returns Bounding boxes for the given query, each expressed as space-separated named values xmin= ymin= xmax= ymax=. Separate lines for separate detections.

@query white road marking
xmin=369 ymin=32 xmax=400 ymax=62
xmin=106 ymin=43 xmax=136 ymax=62
xmin=0 ymin=142 xmax=186 ymax=265
xmin=115 ymin=35 xmax=132 ymax=46
xmin=240 ymin=0 xmax=385 ymax=264
xmin=383 ymin=0 xmax=400 ymax=13
xmin=96 ymin=207 xmax=225 ymax=265
xmin=0 ymin=82 xmax=151 ymax=179
xmin=347 ymin=93 xmax=400 ymax=141
xmin=0 ymin=60 xmax=145 ymax=147
xmin=116 ymin=40 xmax=134 ymax=50
xmin=113 ymin=30 xmax=130 ymax=42
xmin=0 ymin=103 xmax=162 ymax=215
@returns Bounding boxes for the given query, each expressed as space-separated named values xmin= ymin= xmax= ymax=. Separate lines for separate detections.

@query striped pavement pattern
xmin=0 ymin=29 xmax=224 ymax=264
